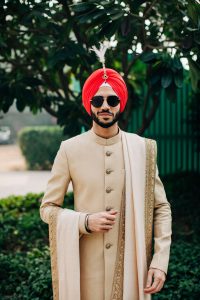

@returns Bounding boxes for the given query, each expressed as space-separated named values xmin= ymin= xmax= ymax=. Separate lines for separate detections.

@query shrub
xmin=163 ymin=171 xmax=200 ymax=242
xmin=18 ymin=126 xmax=68 ymax=170
xmin=0 ymin=192 xmax=73 ymax=299
xmin=153 ymin=240 xmax=200 ymax=300
xmin=0 ymin=192 xmax=73 ymax=252
xmin=0 ymin=248 xmax=52 ymax=300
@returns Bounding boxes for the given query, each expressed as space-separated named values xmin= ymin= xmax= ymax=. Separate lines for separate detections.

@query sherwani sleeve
xmin=39 ymin=141 xmax=90 ymax=235
xmin=149 ymin=163 xmax=172 ymax=275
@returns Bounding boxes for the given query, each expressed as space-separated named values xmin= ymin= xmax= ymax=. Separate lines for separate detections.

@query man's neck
xmin=92 ymin=122 xmax=119 ymax=139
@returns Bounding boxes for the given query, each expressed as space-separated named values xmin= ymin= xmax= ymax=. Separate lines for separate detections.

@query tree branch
xmin=58 ymin=69 xmax=69 ymax=100
xmin=125 ymin=52 xmax=143 ymax=76
xmin=137 ymin=94 xmax=160 ymax=135
xmin=43 ymin=103 xmax=58 ymax=117
xmin=143 ymin=0 xmax=159 ymax=18
xmin=57 ymin=0 xmax=92 ymax=74
xmin=129 ymin=13 xmax=144 ymax=20
xmin=36 ymin=65 xmax=64 ymax=99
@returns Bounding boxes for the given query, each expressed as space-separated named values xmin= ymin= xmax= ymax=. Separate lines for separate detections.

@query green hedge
xmin=0 ymin=172 xmax=200 ymax=299
xmin=18 ymin=126 xmax=68 ymax=170
xmin=153 ymin=240 xmax=200 ymax=300
xmin=0 ymin=192 xmax=73 ymax=300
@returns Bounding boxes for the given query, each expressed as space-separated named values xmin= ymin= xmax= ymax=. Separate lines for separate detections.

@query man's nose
xmin=101 ymin=99 xmax=110 ymax=109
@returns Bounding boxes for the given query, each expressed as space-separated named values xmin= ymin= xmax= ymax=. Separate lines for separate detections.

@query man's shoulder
xmin=61 ymin=130 xmax=90 ymax=149
xmin=122 ymin=131 xmax=156 ymax=146
xmin=123 ymin=131 xmax=153 ymax=141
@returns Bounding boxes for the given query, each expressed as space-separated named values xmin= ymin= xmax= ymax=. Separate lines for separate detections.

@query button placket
xmin=106 ymin=150 xmax=112 ymax=156
xmin=106 ymin=186 xmax=112 ymax=193
xmin=105 ymin=148 xmax=113 ymax=194
xmin=105 ymin=243 xmax=112 ymax=249
xmin=106 ymin=168 xmax=112 ymax=174
xmin=104 ymin=147 xmax=114 ymax=258
xmin=106 ymin=206 xmax=113 ymax=211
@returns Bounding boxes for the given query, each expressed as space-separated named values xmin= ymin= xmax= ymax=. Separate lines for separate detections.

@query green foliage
xmin=0 ymin=192 xmax=74 ymax=252
xmin=0 ymin=248 xmax=52 ymax=300
xmin=0 ymin=193 xmax=48 ymax=299
xmin=153 ymin=171 xmax=200 ymax=299
xmin=0 ymin=193 xmax=46 ymax=252
xmin=153 ymin=241 xmax=200 ymax=300
xmin=0 ymin=0 xmax=199 ymax=135
xmin=186 ymin=93 xmax=200 ymax=152
xmin=163 ymin=172 xmax=200 ymax=240
xmin=18 ymin=126 xmax=68 ymax=170
xmin=0 ymin=192 xmax=74 ymax=299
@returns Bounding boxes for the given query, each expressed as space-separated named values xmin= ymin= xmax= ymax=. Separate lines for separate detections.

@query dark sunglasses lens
xmin=91 ymin=96 xmax=104 ymax=107
xmin=107 ymin=96 xmax=120 ymax=107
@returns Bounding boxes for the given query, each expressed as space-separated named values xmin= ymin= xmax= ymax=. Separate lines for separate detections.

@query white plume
xmin=89 ymin=41 xmax=110 ymax=64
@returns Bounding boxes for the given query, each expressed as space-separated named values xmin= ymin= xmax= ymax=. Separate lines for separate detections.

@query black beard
xmin=91 ymin=110 xmax=121 ymax=128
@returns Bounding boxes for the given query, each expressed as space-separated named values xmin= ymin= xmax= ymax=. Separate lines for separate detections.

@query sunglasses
xmin=90 ymin=95 xmax=120 ymax=108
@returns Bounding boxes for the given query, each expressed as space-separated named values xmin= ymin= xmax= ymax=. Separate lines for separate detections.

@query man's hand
xmin=88 ymin=210 xmax=118 ymax=233
xmin=144 ymin=268 xmax=166 ymax=294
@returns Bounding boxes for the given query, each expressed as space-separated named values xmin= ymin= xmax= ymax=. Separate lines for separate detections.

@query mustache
xmin=98 ymin=110 xmax=113 ymax=116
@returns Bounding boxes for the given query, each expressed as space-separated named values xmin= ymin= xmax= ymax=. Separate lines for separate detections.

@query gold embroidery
xmin=49 ymin=207 xmax=61 ymax=300
xmin=144 ymin=139 xmax=157 ymax=268
xmin=110 ymin=188 xmax=125 ymax=300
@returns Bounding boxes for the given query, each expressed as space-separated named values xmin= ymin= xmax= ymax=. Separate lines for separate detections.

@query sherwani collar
xmin=89 ymin=126 xmax=122 ymax=145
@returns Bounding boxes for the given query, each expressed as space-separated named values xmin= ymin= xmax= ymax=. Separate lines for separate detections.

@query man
xmin=40 ymin=68 xmax=172 ymax=300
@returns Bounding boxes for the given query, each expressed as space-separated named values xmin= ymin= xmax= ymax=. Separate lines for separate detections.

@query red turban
xmin=82 ymin=68 xmax=128 ymax=115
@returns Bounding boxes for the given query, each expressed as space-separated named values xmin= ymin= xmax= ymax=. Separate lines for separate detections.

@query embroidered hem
xmin=49 ymin=207 xmax=61 ymax=300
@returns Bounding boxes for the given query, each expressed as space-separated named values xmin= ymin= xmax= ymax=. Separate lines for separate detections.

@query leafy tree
xmin=0 ymin=0 xmax=199 ymax=136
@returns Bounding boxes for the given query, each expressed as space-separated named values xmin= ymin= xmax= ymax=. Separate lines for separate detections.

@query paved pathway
xmin=0 ymin=171 xmax=73 ymax=198
xmin=0 ymin=144 xmax=26 ymax=171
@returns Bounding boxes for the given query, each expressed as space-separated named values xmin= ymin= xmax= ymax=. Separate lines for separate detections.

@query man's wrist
xmin=149 ymin=267 xmax=167 ymax=278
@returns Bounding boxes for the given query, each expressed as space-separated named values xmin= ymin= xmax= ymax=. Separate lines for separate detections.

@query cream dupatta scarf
xmin=48 ymin=131 xmax=157 ymax=300
xmin=121 ymin=132 xmax=156 ymax=300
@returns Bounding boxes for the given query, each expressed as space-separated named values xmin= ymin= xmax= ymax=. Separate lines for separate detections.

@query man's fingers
xmin=147 ymin=280 xmax=164 ymax=294
xmin=108 ymin=210 xmax=118 ymax=215
xmin=103 ymin=211 xmax=118 ymax=220
xmin=101 ymin=218 xmax=115 ymax=225
xmin=101 ymin=225 xmax=113 ymax=230
xmin=149 ymin=278 xmax=160 ymax=291
xmin=144 ymin=278 xmax=160 ymax=293
xmin=145 ymin=269 xmax=153 ymax=288
xmin=155 ymin=281 xmax=164 ymax=293
xmin=144 ymin=268 xmax=166 ymax=294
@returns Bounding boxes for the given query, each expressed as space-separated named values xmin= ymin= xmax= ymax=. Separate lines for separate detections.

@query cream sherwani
xmin=40 ymin=127 xmax=172 ymax=300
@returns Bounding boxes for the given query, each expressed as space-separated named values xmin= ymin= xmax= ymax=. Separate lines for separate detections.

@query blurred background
xmin=0 ymin=0 xmax=199 ymax=299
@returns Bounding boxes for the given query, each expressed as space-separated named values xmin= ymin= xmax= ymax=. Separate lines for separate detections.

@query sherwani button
xmin=106 ymin=151 xmax=112 ymax=156
xmin=105 ymin=243 xmax=112 ymax=249
xmin=106 ymin=168 xmax=112 ymax=174
xmin=106 ymin=187 xmax=112 ymax=193
xmin=106 ymin=206 xmax=113 ymax=211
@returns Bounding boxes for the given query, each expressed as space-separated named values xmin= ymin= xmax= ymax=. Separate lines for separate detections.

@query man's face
xmin=90 ymin=86 xmax=121 ymax=128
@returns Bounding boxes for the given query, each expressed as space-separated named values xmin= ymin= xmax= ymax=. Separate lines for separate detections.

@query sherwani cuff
xmin=79 ymin=212 xmax=91 ymax=235
xmin=149 ymin=256 xmax=168 ymax=275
